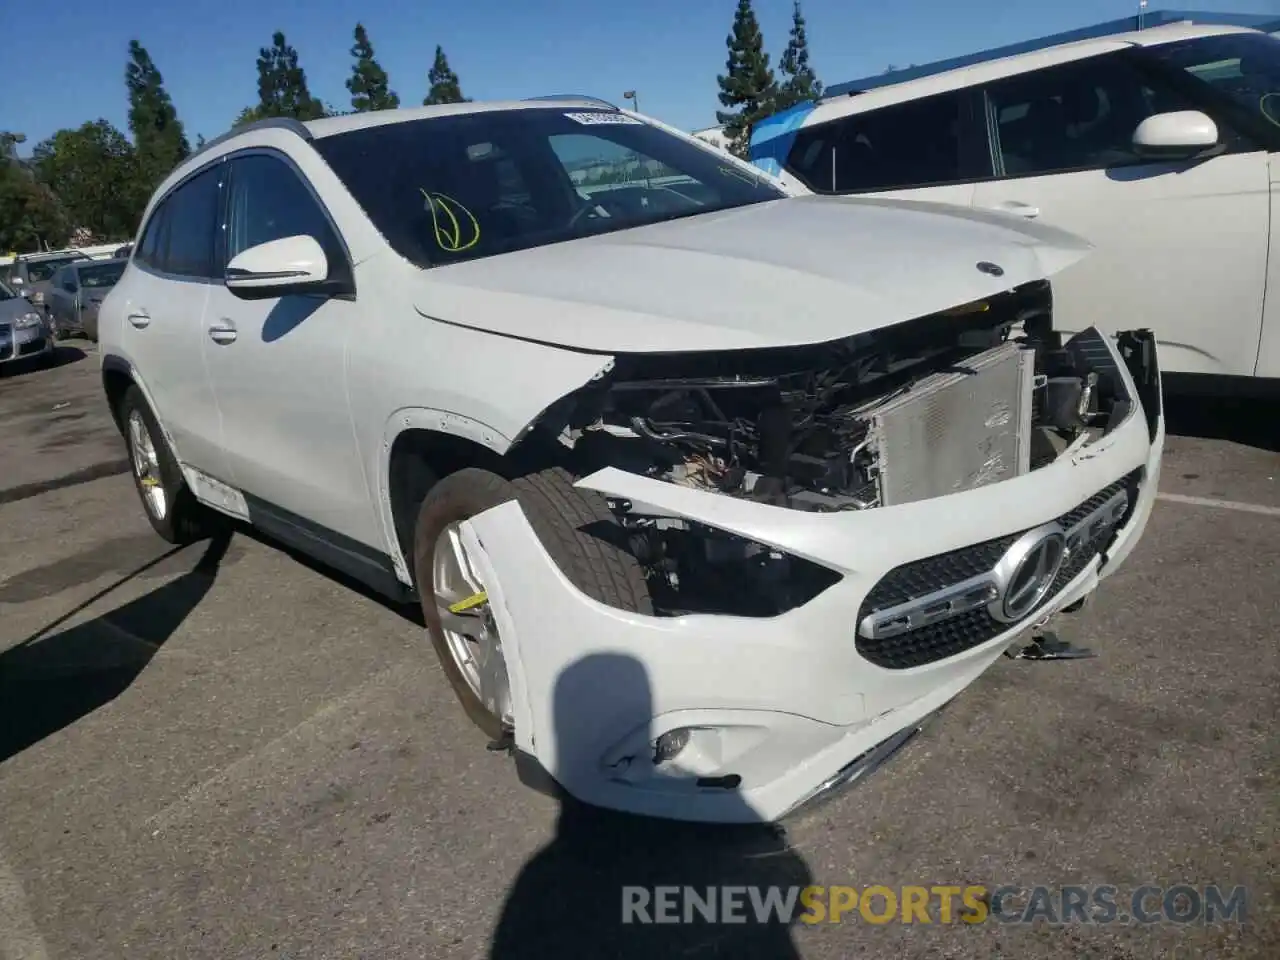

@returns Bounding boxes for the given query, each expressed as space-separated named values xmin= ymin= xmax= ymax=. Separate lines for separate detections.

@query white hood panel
xmin=415 ymin=196 xmax=1092 ymax=354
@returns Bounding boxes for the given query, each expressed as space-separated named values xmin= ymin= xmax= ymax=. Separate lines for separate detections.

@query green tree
xmin=347 ymin=23 xmax=399 ymax=112
xmin=0 ymin=133 xmax=69 ymax=253
xmin=31 ymin=121 xmax=145 ymax=242
xmin=423 ymin=46 xmax=466 ymax=105
xmin=125 ymin=40 xmax=189 ymax=189
xmin=715 ymin=0 xmax=777 ymax=158
xmin=252 ymin=31 xmax=326 ymax=121
xmin=776 ymin=1 xmax=822 ymax=110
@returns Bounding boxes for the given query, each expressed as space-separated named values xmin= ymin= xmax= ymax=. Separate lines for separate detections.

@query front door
xmin=971 ymin=51 xmax=1271 ymax=378
xmin=200 ymin=150 xmax=373 ymax=545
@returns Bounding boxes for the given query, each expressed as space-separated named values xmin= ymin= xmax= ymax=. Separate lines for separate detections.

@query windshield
xmin=1148 ymin=32 xmax=1280 ymax=130
xmin=312 ymin=107 xmax=785 ymax=267
xmin=77 ymin=261 xmax=125 ymax=288
xmin=23 ymin=254 xmax=88 ymax=283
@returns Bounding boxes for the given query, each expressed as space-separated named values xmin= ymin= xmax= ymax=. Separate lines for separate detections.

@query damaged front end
xmin=522 ymin=280 xmax=1150 ymax=618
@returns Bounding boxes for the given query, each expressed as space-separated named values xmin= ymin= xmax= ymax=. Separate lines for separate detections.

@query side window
xmin=785 ymin=92 xmax=970 ymax=193
xmin=226 ymin=154 xmax=342 ymax=264
xmin=160 ymin=166 xmax=222 ymax=278
xmin=62 ymin=269 xmax=78 ymax=293
xmin=137 ymin=201 xmax=171 ymax=271
xmin=985 ymin=54 xmax=1193 ymax=177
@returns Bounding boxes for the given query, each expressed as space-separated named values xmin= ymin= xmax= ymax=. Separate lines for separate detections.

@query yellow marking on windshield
xmin=419 ymin=189 xmax=480 ymax=253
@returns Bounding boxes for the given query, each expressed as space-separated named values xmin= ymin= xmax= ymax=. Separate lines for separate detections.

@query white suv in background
xmin=753 ymin=23 xmax=1280 ymax=385
xmin=98 ymin=98 xmax=1164 ymax=823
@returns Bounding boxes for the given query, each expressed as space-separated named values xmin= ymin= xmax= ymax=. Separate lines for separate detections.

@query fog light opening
xmin=653 ymin=727 xmax=693 ymax=765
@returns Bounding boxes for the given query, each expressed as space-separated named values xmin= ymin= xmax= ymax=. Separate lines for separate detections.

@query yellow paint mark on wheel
xmin=448 ymin=591 xmax=488 ymax=614
xmin=140 ymin=476 xmax=160 ymax=487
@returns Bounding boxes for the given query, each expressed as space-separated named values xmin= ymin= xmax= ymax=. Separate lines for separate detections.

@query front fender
xmin=374 ymin=408 xmax=515 ymax=586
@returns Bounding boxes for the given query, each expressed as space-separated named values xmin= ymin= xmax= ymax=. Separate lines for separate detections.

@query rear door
xmin=782 ymin=89 xmax=990 ymax=207
xmin=970 ymin=50 xmax=1271 ymax=378
xmin=117 ymin=163 xmax=229 ymax=477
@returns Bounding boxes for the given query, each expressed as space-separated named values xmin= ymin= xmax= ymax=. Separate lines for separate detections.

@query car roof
xmin=152 ymin=96 xmax=631 ymax=213
xmin=17 ymin=249 xmax=90 ymax=263
xmin=803 ymin=23 xmax=1259 ymax=127
xmin=302 ymin=96 xmax=623 ymax=139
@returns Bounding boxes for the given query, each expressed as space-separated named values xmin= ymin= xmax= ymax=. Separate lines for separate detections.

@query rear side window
xmin=785 ymin=92 xmax=972 ymax=193
xmin=160 ymin=166 xmax=222 ymax=278
xmin=137 ymin=201 xmax=171 ymax=271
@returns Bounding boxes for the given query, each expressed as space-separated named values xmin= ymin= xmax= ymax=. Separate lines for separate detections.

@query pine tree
xmin=715 ymin=0 xmax=777 ymax=158
xmin=423 ymin=46 xmax=466 ymax=105
xmin=125 ymin=40 xmax=189 ymax=186
xmin=346 ymin=23 xmax=399 ymax=113
xmin=776 ymin=1 xmax=822 ymax=111
xmin=253 ymin=31 xmax=326 ymax=121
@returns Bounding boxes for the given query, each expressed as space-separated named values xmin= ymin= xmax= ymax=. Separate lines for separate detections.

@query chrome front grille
xmin=854 ymin=470 xmax=1142 ymax=670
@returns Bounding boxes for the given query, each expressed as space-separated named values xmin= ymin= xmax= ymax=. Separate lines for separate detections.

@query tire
xmin=118 ymin=385 xmax=213 ymax=544
xmin=413 ymin=466 xmax=651 ymax=740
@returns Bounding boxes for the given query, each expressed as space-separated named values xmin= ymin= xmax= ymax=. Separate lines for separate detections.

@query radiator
xmin=866 ymin=341 xmax=1036 ymax=507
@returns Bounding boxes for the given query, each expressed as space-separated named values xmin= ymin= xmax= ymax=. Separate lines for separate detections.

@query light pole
xmin=1138 ymin=0 xmax=1147 ymax=30
xmin=623 ymin=90 xmax=639 ymax=114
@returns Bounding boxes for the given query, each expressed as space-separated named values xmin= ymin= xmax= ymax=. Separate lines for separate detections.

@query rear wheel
xmin=118 ymin=385 xmax=213 ymax=544
xmin=413 ymin=466 xmax=651 ymax=740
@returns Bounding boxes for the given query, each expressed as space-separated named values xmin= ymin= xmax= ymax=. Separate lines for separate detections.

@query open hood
xmin=415 ymin=195 xmax=1092 ymax=354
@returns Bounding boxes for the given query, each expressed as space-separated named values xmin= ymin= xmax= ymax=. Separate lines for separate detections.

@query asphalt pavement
xmin=0 ymin=344 xmax=1276 ymax=959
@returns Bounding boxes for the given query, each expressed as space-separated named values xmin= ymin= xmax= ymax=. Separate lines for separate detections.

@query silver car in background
xmin=0 ymin=279 xmax=55 ymax=370
xmin=46 ymin=257 xmax=127 ymax=341
xmin=6 ymin=249 xmax=92 ymax=319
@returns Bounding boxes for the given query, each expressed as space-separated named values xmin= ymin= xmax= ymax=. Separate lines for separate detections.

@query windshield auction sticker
xmin=564 ymin=112 xmax=643 ymax=125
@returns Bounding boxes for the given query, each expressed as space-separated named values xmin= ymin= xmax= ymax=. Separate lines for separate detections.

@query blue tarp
xmin=747 ymin=101 xmax=816 ymax=176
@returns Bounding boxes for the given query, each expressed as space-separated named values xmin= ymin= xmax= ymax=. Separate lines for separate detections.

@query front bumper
xmin=460 ymin=327 xmax=1165 ymax=823
xmin=0 ymin=321 xmax=53 ymax=365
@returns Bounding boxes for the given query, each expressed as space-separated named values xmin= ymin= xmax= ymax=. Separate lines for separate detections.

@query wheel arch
xmin=378 ymin=408 xmax=519 ymax=587
xmin=100 ymin=354 xmax=184 ymax=460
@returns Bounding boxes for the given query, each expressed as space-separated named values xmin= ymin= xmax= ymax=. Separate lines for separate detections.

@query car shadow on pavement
xmin=0 ymin=533 xmax=231 ymax=764
xmin=1162 ymin=379 xmax=1280 ymax=452
xmin=0 ymin=345 xmax=87 ymax=381
xmin=233 ymin=524 xmax=425 ymax=627
xmin=491 ymin=652 xmax=813 ymax=959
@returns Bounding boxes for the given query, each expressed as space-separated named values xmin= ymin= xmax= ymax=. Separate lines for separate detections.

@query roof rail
xmin=524 ymin=94 xmax=621 ymax=110
xmin=188 ymin=116 xmax=314 ymax=163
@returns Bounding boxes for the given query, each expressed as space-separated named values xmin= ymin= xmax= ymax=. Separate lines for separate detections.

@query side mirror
xmin=1132 ymin=110 xmax=1220 ymax=160
xmin=225 ymin=234 xmax=331 ymax=300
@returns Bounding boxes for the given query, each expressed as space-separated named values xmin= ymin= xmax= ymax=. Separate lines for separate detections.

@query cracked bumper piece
xmin=460 ymin=331 xmax=1165 ymax=823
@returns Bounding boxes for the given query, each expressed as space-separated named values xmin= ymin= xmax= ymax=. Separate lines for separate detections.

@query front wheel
xmin=412 ymin=466 xmax=652 ymax=741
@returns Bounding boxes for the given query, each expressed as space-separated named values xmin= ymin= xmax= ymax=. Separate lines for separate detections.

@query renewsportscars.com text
xmin=621 ymin=884 xmax=1248 ymax=926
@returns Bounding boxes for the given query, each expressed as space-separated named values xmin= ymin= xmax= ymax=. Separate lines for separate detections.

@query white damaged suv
xmin=98 ymin=98 xmax=1164 ymax=823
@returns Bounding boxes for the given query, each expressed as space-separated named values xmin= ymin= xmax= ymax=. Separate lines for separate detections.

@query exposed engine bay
xmin=529 ymin=280 xmax=1141 ymax=616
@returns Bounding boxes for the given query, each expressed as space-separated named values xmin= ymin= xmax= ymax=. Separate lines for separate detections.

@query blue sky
xmin=6 ymin=0 xmax=1279 ymax=151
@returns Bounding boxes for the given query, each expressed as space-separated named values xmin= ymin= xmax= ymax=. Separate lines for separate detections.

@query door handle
xmin=127 ymin=310 xmax=151 ymax=329
xmin=208 ymin=321 xmax=238 ymax=345
xmin=988 ymin=201 xmax=1040 ymax=219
